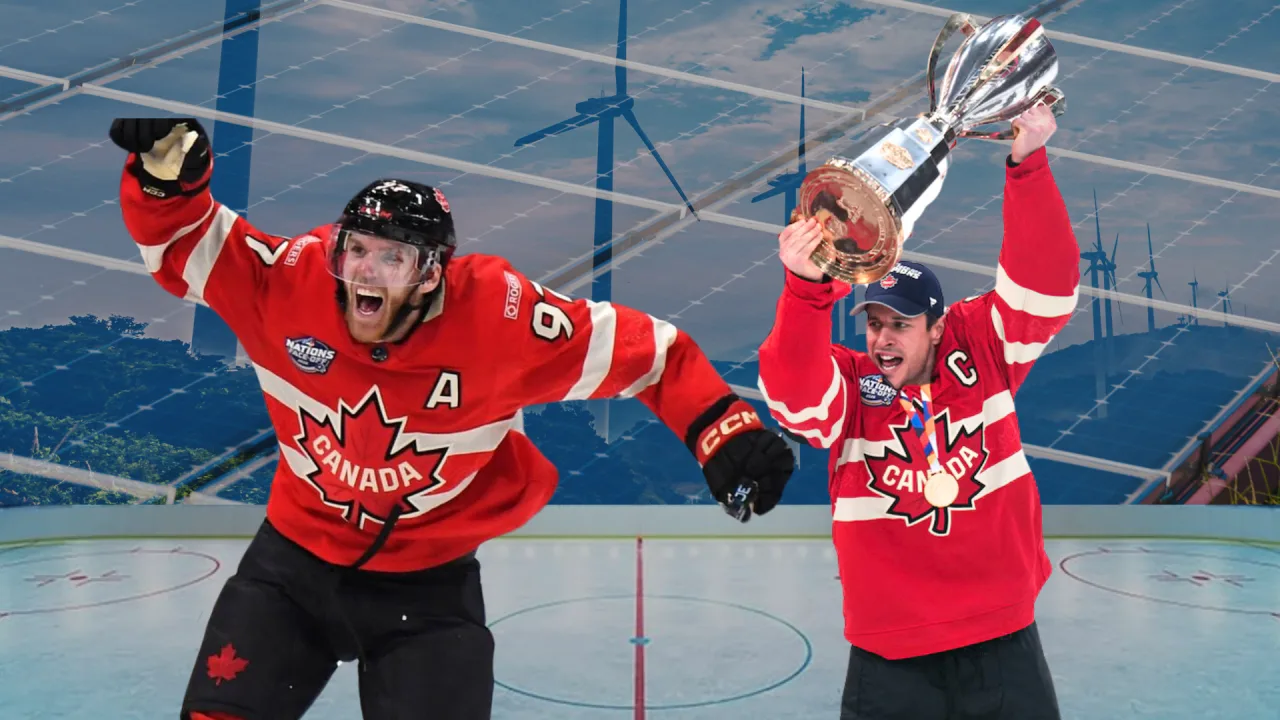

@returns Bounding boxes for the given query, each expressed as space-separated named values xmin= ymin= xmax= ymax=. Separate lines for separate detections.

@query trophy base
xmin=796 ymin=116 xmax=953 ymax=285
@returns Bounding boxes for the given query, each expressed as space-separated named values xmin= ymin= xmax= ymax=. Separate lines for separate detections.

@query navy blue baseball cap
xmin=848 ymin=260 xmax=945 ymax=318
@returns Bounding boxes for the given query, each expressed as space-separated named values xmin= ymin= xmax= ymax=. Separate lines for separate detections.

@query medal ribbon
xmin=897 ymin=384 xmax=943 ymax=473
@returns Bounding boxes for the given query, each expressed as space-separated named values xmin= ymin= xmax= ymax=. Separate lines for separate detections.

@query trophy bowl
xmin=793 ymin=12 xmax=1065 ymax=286
xmin=792 ymin=160 xmax=905 ymax=285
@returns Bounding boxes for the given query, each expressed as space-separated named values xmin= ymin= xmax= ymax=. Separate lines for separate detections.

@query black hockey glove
xmin=687 ymin=395 xmax=796 ymax=522
xmin=109 ymin=118 xmax=212 ymax=199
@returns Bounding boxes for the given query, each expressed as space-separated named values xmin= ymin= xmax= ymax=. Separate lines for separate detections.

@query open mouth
xmin=875 ymin=352 xmax=903 ymax=372
xmin=354 ymin=288 xmax=384 ymax=317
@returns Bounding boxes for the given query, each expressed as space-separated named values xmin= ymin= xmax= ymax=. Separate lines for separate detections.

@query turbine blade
xmin=616 ymin=0 xmax=628 ymax=95
xmin=514 ymin=113 xmax=599 ymax=146
xmin=751 ymin=183 xmax=788 ymax=203
xmin=621 ymin=107 xmax=698 ymax=218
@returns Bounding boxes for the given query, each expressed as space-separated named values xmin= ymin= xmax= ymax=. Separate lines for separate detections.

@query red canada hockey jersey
xmin=757 ymin=148 xmax=1080 ymax=659
xmin=118 ymin=162 xmax=749 ymax=573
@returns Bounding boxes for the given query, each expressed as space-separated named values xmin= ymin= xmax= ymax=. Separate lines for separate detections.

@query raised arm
xmin=112 ymin=118 xmax=292 ymax=332
xmin=756 ymin=219 xmax=857 ymax=450
xmin=489 ymin=259 xmax=796 ymax=517
xmin=954 ymin=106 xmax=1081 ymax=393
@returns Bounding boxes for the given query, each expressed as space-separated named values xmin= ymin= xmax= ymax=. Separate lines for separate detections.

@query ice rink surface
xmin=0 ymin=535 xmax=1275 ymax=719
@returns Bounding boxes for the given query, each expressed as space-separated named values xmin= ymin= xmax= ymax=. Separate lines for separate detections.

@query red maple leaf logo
xmin=862 ymin=409 xmax=988 ymax=536
xmin=293 ymin=387 xmax=451 ymax=531
xmin=207 ymin=644 xmax=248 ymax=685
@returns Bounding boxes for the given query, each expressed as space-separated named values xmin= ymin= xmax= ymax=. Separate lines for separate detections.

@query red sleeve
xmin=952 ymin=147 xmax=1081 ymax=393
xmin=498 ymin=260 xmax=756 ymax=465
xmin=118 ymin=154 xmax=292 ymax=326
xmin=756 ymin=269 xmax=858 ymax=449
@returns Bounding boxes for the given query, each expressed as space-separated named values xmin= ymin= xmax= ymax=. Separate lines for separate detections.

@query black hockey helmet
xmin=328 ymin=178 xmax=457 ymax=289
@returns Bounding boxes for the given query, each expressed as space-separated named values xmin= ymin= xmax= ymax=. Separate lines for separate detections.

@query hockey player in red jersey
xmin=108 ymin=118 xmax=795 ymax=720
xmin=757 ymin=104 xmax=1075 ymax=719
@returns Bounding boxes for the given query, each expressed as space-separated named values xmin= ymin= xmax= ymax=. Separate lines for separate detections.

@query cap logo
xmin=434 ymin=188 xmax=451 ymax=213
xmin=891 ymin=263 xmax=922 ymax=279
xmin=879 ymin=274 xmax=898 ymax=289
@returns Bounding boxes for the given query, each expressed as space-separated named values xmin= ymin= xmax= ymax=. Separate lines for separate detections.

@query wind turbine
xmin=1081 ymin=191 xmax=1108 ymax=416
xmin=1136 ymin=223 xmax=1165 ymax=333
xmin=1089 ymin=192 xmax=1122 ymax=353
xmin=1082 ymin=191 xmax=1124 ymax=414
xmin=749 ymin=69 xmax=860 ymax=343
xmin=513 ymin=0 xmax=696 ymax=309
xmin=1187 ymin=271 xmax=1199 ymax=326
xmin=1102 ymin=231 xmax=1122 ymax=369
xmin=1218 ymin=283 xmax=1233 ymax=325
xmin=512 ymin=0 xmax=696 ymax=442
xmin=751 ymin=68 xmax=807 ymax=221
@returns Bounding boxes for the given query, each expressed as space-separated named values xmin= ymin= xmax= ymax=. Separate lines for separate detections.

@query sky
xmin=0 ymin=0 xmax=1278 ymax=468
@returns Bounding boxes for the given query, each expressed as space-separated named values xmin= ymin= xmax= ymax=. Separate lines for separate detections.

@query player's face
xmin=864 ymin=304 xmax=944 ymax=389
xmin=339 ymin=234 xmax=440 ymax=343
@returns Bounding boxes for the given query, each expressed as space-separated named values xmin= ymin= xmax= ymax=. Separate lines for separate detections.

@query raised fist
xmin=110 ymin=118 xmax=212 ymax=198
xmin=1010 ymin=103 xmax=1057 ymax=164
xmin=110 ymin=118 xmax=195 ymax=154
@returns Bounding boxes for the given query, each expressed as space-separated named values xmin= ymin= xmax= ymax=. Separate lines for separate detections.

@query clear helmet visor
xmin=326 ymin=227 xmax=436 ymax=290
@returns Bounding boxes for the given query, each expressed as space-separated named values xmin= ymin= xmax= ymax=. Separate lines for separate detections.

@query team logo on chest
xmin=292 ymin=386 xmax=450 ymax=530
xmin=859 ymin=374 xmax=897 ymax=407
xmin=861 ymin=408 xmax=989 ymax=536
xmin=285 ymin=336 xmax=337 ymax=374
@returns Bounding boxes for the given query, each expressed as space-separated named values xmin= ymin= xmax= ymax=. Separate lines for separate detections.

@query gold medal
xmin=924 ymin=468 xmax=959 ymax=508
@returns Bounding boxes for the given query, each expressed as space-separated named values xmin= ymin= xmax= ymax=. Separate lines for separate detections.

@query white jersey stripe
xmin=833 ymin=495 xmax=894 ymax=522
xmin=758 ymin=361 xmax=848 ymax=449
xmin=616 ymin=316 xmax=679 ymax=399
xmin=277 ymin=441 xmax=482 ymax=529
xmin=990 ymin=307 xmax=1051 ymax=365
xmin=757 ymin=355 xmax=846 ymax=424
xmin=831 ymin=447 xmax=1030 ymax=522
xmin=837 ymin=390 xmax=1016 ymax=469
xmin=972 ymin=449 xmax=1031 ymax=500
xmin=562 ymin=300 xmax=617 ymax=401
xmin=181 ymin=204 xmax=240 ymax=304
xmin=253 ymin=363 xmax=519 ymax=455
xmin=135 ymin=197 xmax=217 ymax=273
xmin=779 ymin=412 xmax=846 ymax=448
xmin=995 ymin=263 xmax=1079 ymax=317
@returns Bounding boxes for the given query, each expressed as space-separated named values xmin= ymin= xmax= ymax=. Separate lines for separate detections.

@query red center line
xmin=634 ymin=536 xmax=646 ymax=720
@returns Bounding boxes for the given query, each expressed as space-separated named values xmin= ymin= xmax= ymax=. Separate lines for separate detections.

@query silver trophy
xmin=793 ymin=13 xmax=1066 ymax=285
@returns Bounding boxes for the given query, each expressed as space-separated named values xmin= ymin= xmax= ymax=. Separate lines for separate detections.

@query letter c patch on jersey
xmin=945 ymin=350 xmax=979 ymax=387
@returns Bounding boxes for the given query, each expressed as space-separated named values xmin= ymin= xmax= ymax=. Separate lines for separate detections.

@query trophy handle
xmin=955 ymin=85 xmax=1066 ymax=140
xmin=927 ymin=13 xmax=978 ymax=114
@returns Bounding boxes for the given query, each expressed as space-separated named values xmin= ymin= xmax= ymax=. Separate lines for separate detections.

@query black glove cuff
xmin=683 ymin=392 xmax=740 ymax=455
